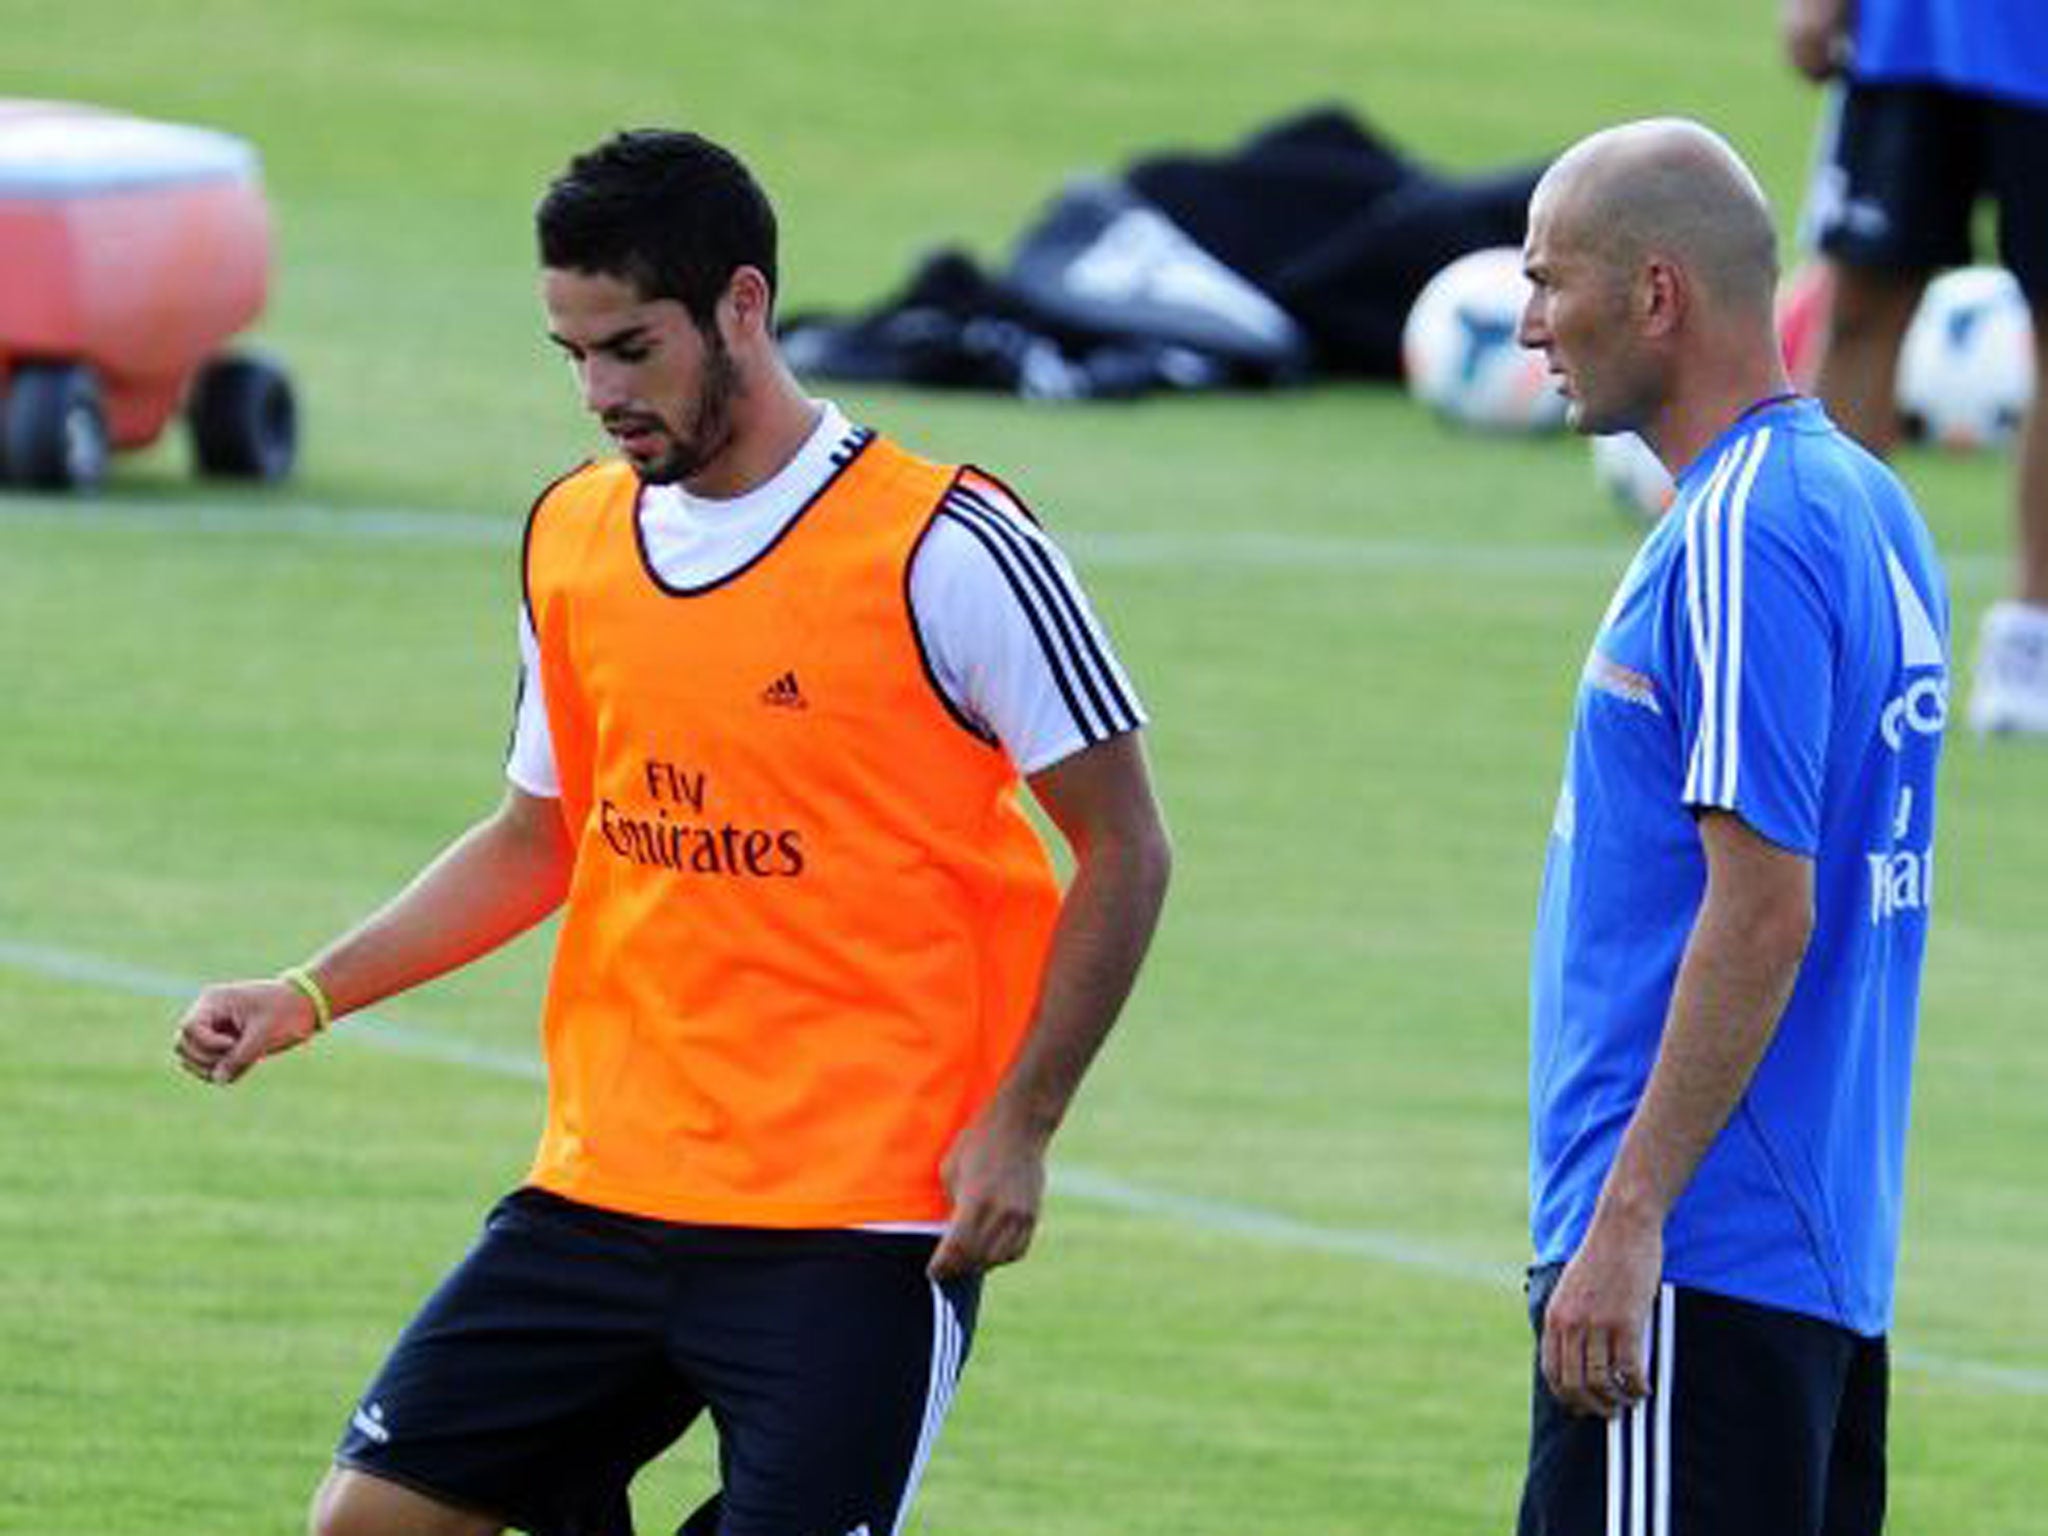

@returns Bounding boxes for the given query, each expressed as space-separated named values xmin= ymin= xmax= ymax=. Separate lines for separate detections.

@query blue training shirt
xmin=1528 ymin=397 xmax=1949 ymax=1337
xmin=1854 ymin=0 xmax=2048 ymax=110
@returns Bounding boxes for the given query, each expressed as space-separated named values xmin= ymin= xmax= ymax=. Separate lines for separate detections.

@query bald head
xmin=1534 ymin=118 xmax=1780 ymax=317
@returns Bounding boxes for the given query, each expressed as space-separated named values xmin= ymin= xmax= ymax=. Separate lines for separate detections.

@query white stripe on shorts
xmin=1608 ymin=1283 xmax=1677 ymax=1536
xmin=886 ymin=1281 xmax=967 ymax=1536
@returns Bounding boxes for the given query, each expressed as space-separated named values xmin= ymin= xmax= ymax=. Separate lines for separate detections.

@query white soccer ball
xmin=1590 ymin=431 xmax=1677 ymax=524
xmin=1402 ymin=247 xmax=1567 ymax=433
xmin=1897 ymin=266 xmax=2035 ymax=452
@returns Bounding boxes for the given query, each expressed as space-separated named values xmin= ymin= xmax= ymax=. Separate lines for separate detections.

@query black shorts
xmin=1812 ymin=80 xmax=2048 ymax=295
xmin=1516 ymin=1263 xmax=1888 ymax=1536
xmin=334 ymin=1188 xmax=980 ymax=1536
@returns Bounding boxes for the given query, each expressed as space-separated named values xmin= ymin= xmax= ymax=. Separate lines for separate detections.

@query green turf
xmin=3 ymin=3 xmax=2045 ymax=1532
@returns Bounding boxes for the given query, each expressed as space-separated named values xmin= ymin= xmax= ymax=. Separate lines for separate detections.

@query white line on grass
xmin=6 ymin=932 xmax=2043 ymax=1398
xmin=10 ymin=495 xmax=1639 ymax=571
xmin=7 ymin=495 xmax=2008 ymax=582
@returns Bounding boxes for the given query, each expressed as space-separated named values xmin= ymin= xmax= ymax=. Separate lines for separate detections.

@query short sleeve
xmin=505 ymin=608 xmax=562 ymax=799
xmin=910 ymin=471 xmax=1147 ymax=774
xmin=1668 ymin=432 xmax=1831 ymax=855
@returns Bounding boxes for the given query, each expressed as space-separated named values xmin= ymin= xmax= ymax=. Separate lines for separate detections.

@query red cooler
xmin=0 ymin=99 xmax=296 ymax=490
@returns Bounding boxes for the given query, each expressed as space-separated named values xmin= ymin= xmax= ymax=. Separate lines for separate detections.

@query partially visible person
xmin=1516 ymin=119 xmax=1948 ymax=1535
xmin=174 ymin=128 xmax=1171 ymax=1536
xmin=1785 ymin=0 xmax=2048 ymax=733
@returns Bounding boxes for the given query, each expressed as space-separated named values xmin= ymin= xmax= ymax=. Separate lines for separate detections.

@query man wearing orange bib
xmin=173 ymin=129 xmax=1172 ymax=1536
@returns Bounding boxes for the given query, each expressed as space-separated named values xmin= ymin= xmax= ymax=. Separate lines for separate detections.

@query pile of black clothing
xmin=779 ymin=105 xmax=1547 ymax=400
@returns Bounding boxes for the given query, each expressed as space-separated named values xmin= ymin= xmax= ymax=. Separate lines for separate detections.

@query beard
xmin=619 ymin=330 xmax=743 ymax=487
xmin=1566 ymin=360 xmax=1654 ymax=440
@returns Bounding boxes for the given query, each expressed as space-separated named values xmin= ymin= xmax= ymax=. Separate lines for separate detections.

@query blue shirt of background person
xmin=1853 ymin=0 xmax=2048 ymax=110
xmin=1528 ymin=395 xmax=1949 ymax=1337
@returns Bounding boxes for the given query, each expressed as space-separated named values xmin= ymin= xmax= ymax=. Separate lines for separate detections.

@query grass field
xmin=3 ymin=3 xmax=2044 ymax=1532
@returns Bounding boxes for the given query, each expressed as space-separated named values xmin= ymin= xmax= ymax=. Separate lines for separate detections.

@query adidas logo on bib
xmin=761 ymin=671 xmax=807 ymax=709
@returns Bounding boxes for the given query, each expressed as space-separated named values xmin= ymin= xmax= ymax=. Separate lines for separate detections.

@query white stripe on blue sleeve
xmin=1682 ymin=428 xmax=1772 ymax=809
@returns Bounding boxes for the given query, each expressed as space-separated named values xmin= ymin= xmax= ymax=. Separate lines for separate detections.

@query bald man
xmin=1516 ymin=120 xmax=1948 ymax=1536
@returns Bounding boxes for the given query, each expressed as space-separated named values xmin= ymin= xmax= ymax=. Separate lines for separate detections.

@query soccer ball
xmin=1590 ymin=431 xmax=1676 ymax=524
xmin=1402 ymin=247 xmax=1567 ymax=433
xmin=1897 ymin=266 xmax=2035 ymax=452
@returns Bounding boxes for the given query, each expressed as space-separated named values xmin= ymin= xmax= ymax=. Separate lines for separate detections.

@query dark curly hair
xmin=536 ymin=129 xmax=779 ymax=329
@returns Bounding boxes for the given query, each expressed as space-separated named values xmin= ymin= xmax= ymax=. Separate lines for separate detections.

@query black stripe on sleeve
xmin=937 ymin=504 xmax=1103 ymax=742
xmin=943 ymin=484 xmax=1139 ymax=735
xmin=947 ymin=481 xmax=1138 ymax=726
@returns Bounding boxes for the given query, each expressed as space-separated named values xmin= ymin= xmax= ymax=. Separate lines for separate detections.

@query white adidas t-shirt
xmin=506 ymin=403 xmax=1144 ymax=796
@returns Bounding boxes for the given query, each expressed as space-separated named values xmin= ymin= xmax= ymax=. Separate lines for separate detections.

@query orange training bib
xmin=520 ymin=436 xmax=1062 ymax=1226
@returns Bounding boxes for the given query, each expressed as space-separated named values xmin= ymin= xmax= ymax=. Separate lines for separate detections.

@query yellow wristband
xmin=278 ymin=965 xmax=334 ymax=1033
